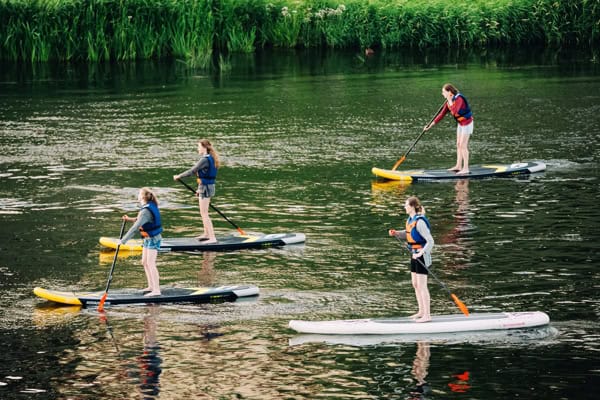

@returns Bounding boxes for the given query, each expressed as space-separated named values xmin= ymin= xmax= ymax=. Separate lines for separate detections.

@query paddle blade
xmin=97 ymin=292 xmax=108 ymax=312
xmin=237 ymin=227 xmax=246 ymax=236
xmin=451 ymin=293 xmax=470 ymax=316
xmin=391 ymin=156 xmax=406 ymax=171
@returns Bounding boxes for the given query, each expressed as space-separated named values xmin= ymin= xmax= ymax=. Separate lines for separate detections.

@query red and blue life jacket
xmin=139 ymin=201 xmax=163 ymax=238
xmin=451 ymin=93 xmax=472 ymax=123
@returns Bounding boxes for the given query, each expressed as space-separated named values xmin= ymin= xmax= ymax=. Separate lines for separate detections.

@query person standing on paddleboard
xmin=173 ymin=139 xmax=220 ymax=244
xmin=424 ymin=83 xmax=473 ymax=175
xmin=389 ymin=196 xmax=435 ymax=323
xmin=119 ymin=187 xmax=163 ymax=297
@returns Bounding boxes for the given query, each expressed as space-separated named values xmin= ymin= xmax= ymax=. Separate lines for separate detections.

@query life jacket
xmin=196 ymin=154 xmax=218 ymax=185
xmin=451 ymin=93 xmax=472 ymax=123
xmin=139 ymin=201 xmax=163 ymax=238
xmin=405 ymin=214 xmax=431 ymax=251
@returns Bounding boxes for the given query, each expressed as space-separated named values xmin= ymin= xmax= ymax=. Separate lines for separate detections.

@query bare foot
xmin=196 ymin=236 xmax=209 ymax=241
xmin=409 ymin=313 xmax=423 ymax=319
xmin=141 ymin=287 xmax=151 ymax=292
xmin=447 ymin=166 xmax=460 ymax=171
xmin=415 ymin=316 xmax=432 ymax=323
xmin=456 ymin=169 xmax=470 ymax=175
xmin=200 ymin=239 xmax=217 ymax=245
xmin=144 ymin=291 xmax=161 ymax=297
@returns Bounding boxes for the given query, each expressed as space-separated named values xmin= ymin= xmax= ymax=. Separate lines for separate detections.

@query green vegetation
xmin=0 ymin=0 xmax=597 ymax=63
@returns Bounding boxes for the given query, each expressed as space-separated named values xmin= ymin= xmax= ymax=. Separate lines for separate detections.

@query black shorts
xmin=410 ymin=256 xmax=429 ymax=275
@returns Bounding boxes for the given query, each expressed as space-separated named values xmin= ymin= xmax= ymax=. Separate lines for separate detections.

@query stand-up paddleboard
xmin=372 ymin=161 xmax=546 ymax=182
xmin=99 ymin=232 xmax=305 ymax=252
xmin=34 ymin=285 xmax=259 ymax=307
xmin=289 ymin=312 xmax=549 ymax=335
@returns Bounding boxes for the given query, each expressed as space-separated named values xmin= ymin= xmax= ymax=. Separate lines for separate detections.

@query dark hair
xmin=406 ymin=196 xmax=423 ymax=213
xmin=443 ymin=83 xmax=459 ymax=95
xmin=199 ymin=139 xmax=220 ymax=168
xmin=140 ymin=187 xmax=159 ymax=205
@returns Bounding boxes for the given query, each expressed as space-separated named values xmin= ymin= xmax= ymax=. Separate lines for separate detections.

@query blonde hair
xmin=200 ymin=139 xmax=220 ymax=168
xmin=140 ymin=187 xmax=159 ymax=205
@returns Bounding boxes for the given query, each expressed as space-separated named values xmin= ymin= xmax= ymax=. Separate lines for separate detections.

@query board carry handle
xmin=176 ymin=178 xmax=247 ymax=236
xmin=98 ymin=219 xmax=127 ymax=311
xmin=391 ymin=101 xmax=446 ymax=171
xmin=393 ymin=235 xmax=470 ymax=316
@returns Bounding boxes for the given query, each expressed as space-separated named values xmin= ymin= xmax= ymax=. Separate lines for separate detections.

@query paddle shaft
xmin=98 ymin=219 xmax=127 ymax=311
xmin=177 ymin=179 xmax=246 ymax=235
xmin=394 ymin=236 xmax=469 ymax=316
xmin=391 ymin=100 xmax=447 ymax=171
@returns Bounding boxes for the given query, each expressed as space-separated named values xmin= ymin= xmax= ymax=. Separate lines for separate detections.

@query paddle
xmin=176 ymin=178 xmax=247 ymax=236
xmin=394 ymin=236 xmax=470 ymax=317
xmin=98 ymin=219 xmax=127 ymax=312
xmin=391 ymin=101 xmax=447 ymax=171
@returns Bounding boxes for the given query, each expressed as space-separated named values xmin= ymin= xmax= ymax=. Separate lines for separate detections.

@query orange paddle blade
xmin=97 ymin=293 xmax=108 ymax=312
xmin=451 ymin=293 xmax=470 ymax=316
xmin=391 ymin=156 xmax=406 ymax=171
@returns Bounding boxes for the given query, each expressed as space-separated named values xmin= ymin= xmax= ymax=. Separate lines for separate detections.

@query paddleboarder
xmin=119 ymin=187 xmax=163 ymax=297
xmin=389 ymin=196 xmax=435 ymax=323
xmin=173 ymin=139 xmax=220 ymax=244
xmin=423 ymin=83 xmax=474 ymax=175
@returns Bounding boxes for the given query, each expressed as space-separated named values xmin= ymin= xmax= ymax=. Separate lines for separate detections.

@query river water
xmin=0 ymin=49 xmax=599 ymax=399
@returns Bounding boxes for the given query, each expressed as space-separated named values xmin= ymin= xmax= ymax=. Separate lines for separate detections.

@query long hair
xmin=140 ymin=187 xmax=159 ymax=205
xmin=443 ymin=83 xmax=459 ymax=95
xmin=406 ymin=196 xmax=423 ymax=213
xmin=200 ymin=139 xmax=220 ymax=168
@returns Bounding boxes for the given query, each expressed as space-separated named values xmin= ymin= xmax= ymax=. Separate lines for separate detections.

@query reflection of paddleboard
xmin=34 ymin=285 xmax=259 ymax=307
xmin=289 ymin=312 xmax=550 ymax=335
xmin=99 ymin=233 xmax=305 ymax=252
xmin=289 ymin=325 xmax=558 ymax=346
xmin=372 ymin=161 xmax=546 ymax=182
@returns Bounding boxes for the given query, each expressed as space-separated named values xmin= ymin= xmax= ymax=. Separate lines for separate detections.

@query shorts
xmin=410 ymin=255 xmax=430 ymax=275
xmin=198 ymin=184 xmax=215 ymax=199
xmin=456 ymin=121 xmax=473 ymax=136
xmin=143 ymin=235 xmax=162 ymax=250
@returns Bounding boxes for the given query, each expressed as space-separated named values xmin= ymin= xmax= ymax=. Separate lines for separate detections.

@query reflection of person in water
xmin=138 ymin=306 xmax=162 ymax=398
xmin=408 ymin=341 xmax=431 ymax=399
xmin=197 ymin=251 xmax=217 ymax=286
xmin=439 ymin=179 xmax=473 ymax=270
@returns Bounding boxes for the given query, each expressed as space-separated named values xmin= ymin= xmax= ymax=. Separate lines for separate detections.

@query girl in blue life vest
xmin=424 ymin=83 xmax=474 ymax=175
xmin=119 ymin=187 xmax=163 ymax=297
xmin=389 ymin=196 xmax=435 ymax=323
xmin=173 ymin=139 xmax=220 ymax=244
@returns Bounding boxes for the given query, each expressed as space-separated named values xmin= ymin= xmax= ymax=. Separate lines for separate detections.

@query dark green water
xmin=1 ymin=49 xmax=599 ymax=399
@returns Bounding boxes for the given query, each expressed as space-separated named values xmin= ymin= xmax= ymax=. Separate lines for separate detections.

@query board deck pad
xmin=99 ymin=232 xmax=305 ymax=252
xmin=34 ymin=285 xmax=259 ymax=307
xmin=372 ymin=161 xmax=546 ymax=182
xmin=289 ymin=312 xmax=550 ymax=335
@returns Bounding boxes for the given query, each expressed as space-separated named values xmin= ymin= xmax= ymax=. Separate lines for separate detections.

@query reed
xmin=0 ymin=0 xmax=597 ymax=63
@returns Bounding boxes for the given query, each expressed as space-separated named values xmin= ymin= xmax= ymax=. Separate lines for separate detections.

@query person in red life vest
xmin=424 ymin=83 xmax=474 ymax=175
xmin=173 ymin=139 xmax=220 ymax=244
xmin=389 ymin=196 xmax=435 ymax=323
xmin=119 ymin=187 xmax=163 ymax=297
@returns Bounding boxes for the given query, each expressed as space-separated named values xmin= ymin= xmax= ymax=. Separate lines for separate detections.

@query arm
xmin=424 ymin=102 xmax=450 ymax=130
xmin=173 ymin=158 xmax=208 ymax=181
xmin=121 ymin=208 xmax=153 ymax=243
xmin=414 ymin=219 xmax=434 ymax=255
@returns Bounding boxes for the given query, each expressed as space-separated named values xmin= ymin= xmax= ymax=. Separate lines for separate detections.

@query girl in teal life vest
xmin=424 ymin=83 xmax=474 ymax=175
xmin=389 ymin=196 xmax=435 ymax=323
xmin=119 ymin=187 xmax=163 ymax=297
xmin=173 ymin=139 xmax=220 ymax=244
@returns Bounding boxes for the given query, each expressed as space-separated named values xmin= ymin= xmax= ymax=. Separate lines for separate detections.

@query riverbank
xmin=0 ymin=0 xmax=597 ymax=64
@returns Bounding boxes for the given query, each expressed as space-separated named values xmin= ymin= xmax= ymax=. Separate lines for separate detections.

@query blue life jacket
xmin=139 ymin=201 xmax=163 ymax=238
xmin=405 ymin=214 xmax=431 ymax=250
xmin=197 ymin=154 xmax=218 ymax=185
xmin=451 ymin=93 xmax=472 ymax=123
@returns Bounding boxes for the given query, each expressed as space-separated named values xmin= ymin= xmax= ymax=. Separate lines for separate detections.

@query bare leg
xmin=199 ymin=197 xmax=216 ymax=243
xmin=144 ymin=248 xmax=161 ymax=296
xmin=141 ymin=248 xmax=152 ymax=291
xmin=409 ymin=272 xmax=424 ymax=319
xmin=415 ymin=274 xmax=431 ymax=323
xmin=448 ymin=132 xmax=461 ymax=171
xmin=456 ymin=132 xmax=471 ymax=174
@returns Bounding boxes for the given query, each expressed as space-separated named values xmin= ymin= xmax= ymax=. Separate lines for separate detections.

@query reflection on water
xmin=0 ymin=49 xmax=599 ymax=399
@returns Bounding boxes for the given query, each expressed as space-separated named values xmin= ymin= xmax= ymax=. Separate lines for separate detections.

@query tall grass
xmin=0 ymin=0 xmax=597 ymax=63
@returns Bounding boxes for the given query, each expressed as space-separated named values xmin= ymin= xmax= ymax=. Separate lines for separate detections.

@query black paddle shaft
xmin=104 ymin=219 xmax=127 ymax=292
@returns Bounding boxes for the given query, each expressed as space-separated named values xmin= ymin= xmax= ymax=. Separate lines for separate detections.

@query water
xmin=1 ymin=49 xmax=599 ymax=399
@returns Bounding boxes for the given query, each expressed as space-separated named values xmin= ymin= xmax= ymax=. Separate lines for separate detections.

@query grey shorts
xmin=198 ymin=184 xmax=215 ymax=199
